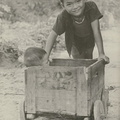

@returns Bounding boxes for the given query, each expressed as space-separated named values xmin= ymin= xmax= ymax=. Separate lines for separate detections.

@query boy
xmin=44 ymin=0 xmax=109 ymax=64
xmin=24 ymin=47 xmax=46 ymax=67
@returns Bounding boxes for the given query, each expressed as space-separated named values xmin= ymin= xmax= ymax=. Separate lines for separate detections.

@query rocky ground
xmin=0 ymin=26 xmax=120 ymax=120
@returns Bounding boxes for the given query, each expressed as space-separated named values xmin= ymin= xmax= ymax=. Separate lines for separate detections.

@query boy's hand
xmin=42 ymin=54 xmax=49 ymax=66
xmin=98 ymin=54 xmax=110 ymax=64
xmin=42 ymin=54 xmax=53 ymax=66
xmin=43 ymin=60 xmax=49 ymax=66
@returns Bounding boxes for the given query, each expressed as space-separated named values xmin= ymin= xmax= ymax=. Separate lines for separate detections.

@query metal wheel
xmin=94 ymin=100 xmax=106 ymax=120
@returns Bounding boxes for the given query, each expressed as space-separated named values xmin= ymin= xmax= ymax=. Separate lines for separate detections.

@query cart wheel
xmin=20 ymin=100 xmax=26 ymax=120
xmin=94 ymin=100 xmax=106 ymax=120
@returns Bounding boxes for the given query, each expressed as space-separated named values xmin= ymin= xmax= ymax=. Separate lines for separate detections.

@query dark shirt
xmin=52 ymin=1 xmax=103 ymax=55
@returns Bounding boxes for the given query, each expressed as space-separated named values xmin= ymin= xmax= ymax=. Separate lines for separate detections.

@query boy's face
xmin=62 ymin=0 xmax=86 ymax=17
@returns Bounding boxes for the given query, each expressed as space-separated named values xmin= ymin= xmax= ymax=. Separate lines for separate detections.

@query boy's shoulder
xmin=85 ymin=1 xmax=98 ymax=11
xmin=58 ymin=9 xmax=69 ymax=18
xmin=56 ymin=9 xmax=71 ymax=21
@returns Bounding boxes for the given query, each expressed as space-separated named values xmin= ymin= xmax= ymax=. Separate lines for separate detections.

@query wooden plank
xmin=76 ymin=67 xmax=88 ymax=116
xmin=85 ymin=67 xmax=91 ymax=116
xmin=35 ymin=66 xmax=78 ymax=91
xmin=90 ymin=62 xmax=104 ymax=100
xmin=87 ymin=59 xmax=105 ymax=75
xmin=25 ymin=68 xmax=36 ymax=114
xmin=34 ymin=66 xmax=79 ymax=115
xmin=36 ymin=89 xmax=76 ymax=115
xmin=86 ymin=59 xmax=105 ymax=115
xmin=50 ymin=58 xmax=97 ymax=67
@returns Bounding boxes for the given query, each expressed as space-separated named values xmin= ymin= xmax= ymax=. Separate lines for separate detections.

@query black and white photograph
xmin=0 ymin=0 xmax=120 ymax=120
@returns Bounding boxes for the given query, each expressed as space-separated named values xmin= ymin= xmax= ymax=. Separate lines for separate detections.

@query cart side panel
xmin=33 ymin=66 xmax=84 ymax=115
xmin=76 ymin=68 xmax=88 ymax=116
xmin=36 ymin=89 xmax=76 ymax=115
xmin=25 ymin=68 xmax=36 ymax=114
xmin=87 ymin=60 xmax=105 ymax=115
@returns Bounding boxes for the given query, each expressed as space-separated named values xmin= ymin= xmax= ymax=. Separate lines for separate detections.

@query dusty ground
xmin=0 ymin=26 xmax=120 ymax=120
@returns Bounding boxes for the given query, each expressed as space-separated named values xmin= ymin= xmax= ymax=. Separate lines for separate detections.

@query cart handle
xmin=94 ymin=58 xmax=109 ymax=65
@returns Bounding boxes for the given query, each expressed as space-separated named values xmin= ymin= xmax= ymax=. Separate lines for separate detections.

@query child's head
xmin=60 ymin=0 xmax=86 ymax=17
xmin=24 ymin=47 xmax=47 ymax=67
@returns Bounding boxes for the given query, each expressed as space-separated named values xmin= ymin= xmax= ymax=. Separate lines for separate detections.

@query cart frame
xmin=21 ymin=59 xmax=109 ymax=120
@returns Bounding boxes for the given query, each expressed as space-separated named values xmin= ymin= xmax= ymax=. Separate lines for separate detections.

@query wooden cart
xmin=20 ymin=59 xmax=109 ymax=120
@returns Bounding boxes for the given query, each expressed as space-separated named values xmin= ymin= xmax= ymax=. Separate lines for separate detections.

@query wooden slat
xmin=87 ymin=59 xmax=105 ymax=75
xmin=25 ymin=68 xmax=36 ymax=113
xmin=36 ymin=89 xmax=76 ymax=115
xmin=34 ymin=66 xmax=79 ymax=115
xmin=85 ymin=67 xmax=91 ymax=116
xmin=86 ymin=59 xmax=105 ymax=115
xmin=76 ymin=67 xmax=88 ymax=116
xmin=35 ymin=66 xmax=78 ymax=91
xmin=90 ymin=62 xmax=104 ymax=100
xmin=50 ymin=58 xmax=97 ymax=67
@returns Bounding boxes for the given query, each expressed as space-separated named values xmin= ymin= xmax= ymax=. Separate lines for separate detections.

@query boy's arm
xmin=43 ymin=30 xmax=58 ymax=63
xmin=91 ymin=19 xmax=109 ymax=63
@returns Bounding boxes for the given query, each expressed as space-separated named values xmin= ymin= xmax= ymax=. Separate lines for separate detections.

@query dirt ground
xmin=0 ymin=26 xmax=120 ymax=120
